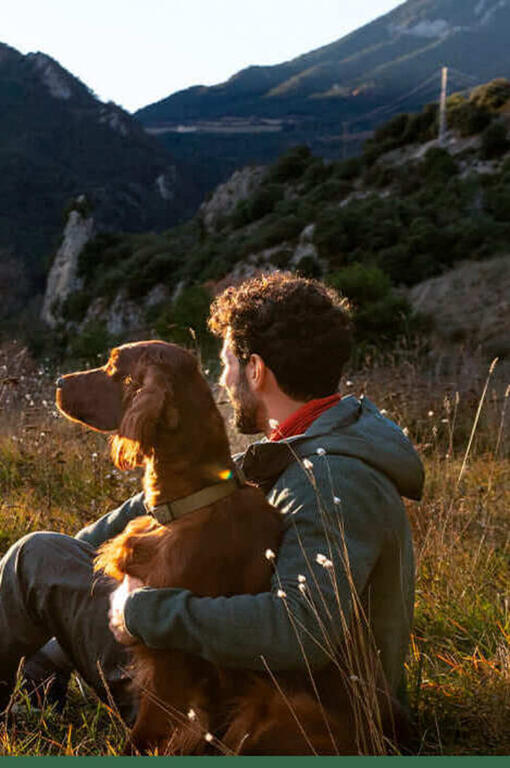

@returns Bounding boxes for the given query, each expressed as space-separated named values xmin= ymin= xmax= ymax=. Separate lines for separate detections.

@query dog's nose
xmin=56 ymin=377 xmax=64 ymax=389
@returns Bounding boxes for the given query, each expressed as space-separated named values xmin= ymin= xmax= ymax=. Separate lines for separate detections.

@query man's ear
xmin=246 ymin=353 xmax=266 ymax=392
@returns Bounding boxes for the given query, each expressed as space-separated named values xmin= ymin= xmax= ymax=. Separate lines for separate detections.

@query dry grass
xmin=0 ymin=341 xmax=508 ymax=755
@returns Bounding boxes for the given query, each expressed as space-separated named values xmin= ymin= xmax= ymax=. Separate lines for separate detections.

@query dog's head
xmin=56 ymin=340 xmax=227 ymax=471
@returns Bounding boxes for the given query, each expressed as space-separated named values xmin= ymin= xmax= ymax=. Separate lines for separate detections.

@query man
xmin=0 ymin=273 xmax=423 ymax=730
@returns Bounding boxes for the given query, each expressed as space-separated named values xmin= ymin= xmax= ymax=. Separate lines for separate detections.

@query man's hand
xmin=108 ymin=575 xmax=144 ymax=645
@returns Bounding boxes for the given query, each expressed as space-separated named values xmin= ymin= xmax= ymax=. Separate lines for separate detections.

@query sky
xmin=2 ymin=0 xmax=405 ymax=113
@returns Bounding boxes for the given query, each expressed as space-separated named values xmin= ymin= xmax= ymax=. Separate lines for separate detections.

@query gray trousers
xmin=0 ymin=531 xmax=137 ymax=722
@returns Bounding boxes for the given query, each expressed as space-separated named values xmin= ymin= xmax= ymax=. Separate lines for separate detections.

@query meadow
xmin=0 ymin=340 xmax=508 ymax=755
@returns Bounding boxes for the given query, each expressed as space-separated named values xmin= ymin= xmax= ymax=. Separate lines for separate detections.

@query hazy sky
xmin=3 ymin=0 xmax=404 ymax=112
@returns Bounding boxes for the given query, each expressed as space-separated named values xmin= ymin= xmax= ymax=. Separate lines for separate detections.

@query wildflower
xmin=428 ymin=411 xmax=434 ymax=417
xmin=333 ymin=496 xmax=341 ymax=506
xmin=316 ymin=554 xmax=333 ymax=569
xmin=345 ymin=380 xmax=353 ymax=387
xmin=402 ymin=427 xmax=409 ymax=437
xmin=91 ymin=452 xmax=98 ymax=460
xmin=265 ymin=548 xmax=275 ymax=561
xmin=298 ymin=583 xmax=307 ymax=594
xmin=204 ymin=733 xmax=214 ymax=743
xmin=316 ymin=553 xmax=327 ymax=565
xmin=268 ymin=418 xmax=279 ymax=431
xmin=187 ymin=708 xmax=197 ymax=721
xmin=302 ymin=458 xmax=313 ymax=470
xmin=316 ymin=447 xmax=326 ymax=456
xmin=277 ymin=589 xmax=287 ymax=598
xmin=349 ymin=675 xmax=360 ymax=683
xmin=298 ymin=574 xmax=306 ymax=583
xmin=42 ymin=400 xmax=48 ymax=407
xmin=380 ymin=409 xmax=388 ymax=415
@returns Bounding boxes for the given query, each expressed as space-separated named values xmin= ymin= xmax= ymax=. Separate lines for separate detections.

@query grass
xmin=0 ymin=341 xmax=508 ymax=755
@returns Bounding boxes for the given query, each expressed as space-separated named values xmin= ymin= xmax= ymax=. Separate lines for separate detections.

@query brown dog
xmin=56 ymin=340 xmax=399 ymax=755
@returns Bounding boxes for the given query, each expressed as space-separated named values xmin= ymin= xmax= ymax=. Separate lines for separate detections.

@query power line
xmin=342 ymin=66 xmax=483 ymax=139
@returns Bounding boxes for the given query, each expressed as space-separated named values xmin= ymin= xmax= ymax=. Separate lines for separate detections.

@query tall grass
xmin=0 ymin=341 xmax=507 ymax=755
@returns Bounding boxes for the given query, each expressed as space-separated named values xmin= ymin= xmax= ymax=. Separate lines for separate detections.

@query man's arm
xmin=123 ymin=456 xmax=387 ymax=672
xmin=75 ymin=491 xmax=146 ymax=549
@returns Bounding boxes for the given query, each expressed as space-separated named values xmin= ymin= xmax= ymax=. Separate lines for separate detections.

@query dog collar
xmin=144 ymin=476 xmax=242 ymax=525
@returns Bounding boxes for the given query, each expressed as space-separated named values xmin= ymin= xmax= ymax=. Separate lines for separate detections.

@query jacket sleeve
xmin=75 ymin=492 xmax=146 ymax=549
xmin=123 ymin=456 xmax=386 ymax=672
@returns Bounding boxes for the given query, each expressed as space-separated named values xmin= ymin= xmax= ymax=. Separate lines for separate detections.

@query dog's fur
xmin=57 ymin=340 xmax=403 ymax=755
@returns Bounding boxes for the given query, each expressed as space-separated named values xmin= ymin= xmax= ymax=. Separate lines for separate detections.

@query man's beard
xmin=229 ymin=369 xmax=260 ymax=435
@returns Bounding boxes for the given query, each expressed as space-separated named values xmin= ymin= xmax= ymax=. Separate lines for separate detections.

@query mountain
xmin=135 ymin=0 xmax=510 ymax=179
xmin=47 ymin=83 xmax=510 ymax=363
xmin=0 ymin=43 xmax=201 ymax=310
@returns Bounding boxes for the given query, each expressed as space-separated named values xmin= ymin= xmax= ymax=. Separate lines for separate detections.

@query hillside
xmin=0 ymin=43 xmax=201 ymax=314
xmin=135 ymin=0 xmax=510 ymax=182
xmin=36 ymin=79 xmax=510 ymax=363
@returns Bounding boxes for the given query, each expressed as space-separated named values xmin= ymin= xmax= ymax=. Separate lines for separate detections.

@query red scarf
xmin=269 ymin=393 xmax=341 ymax=441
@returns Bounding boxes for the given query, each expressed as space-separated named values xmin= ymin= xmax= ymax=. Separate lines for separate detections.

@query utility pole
xmin=438 ymin=66 xmax=448 ymax=146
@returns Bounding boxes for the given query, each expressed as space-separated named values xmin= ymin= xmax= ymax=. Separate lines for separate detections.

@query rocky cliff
xmin=41 ymin=200 xmax=94 ymax=328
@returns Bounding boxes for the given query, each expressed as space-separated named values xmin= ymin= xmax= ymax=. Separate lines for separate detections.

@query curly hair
xmin=208 ymin=272 xmax=353 ymax=401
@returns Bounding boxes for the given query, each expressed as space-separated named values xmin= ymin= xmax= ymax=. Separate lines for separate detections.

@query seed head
xmin=277 ymin=589 xmax=287 ymax=599
xmin=316 ymin=447 xmax=326 ymax=456
xmin=303 ymin=458 xmax=313 ymax=470
xmin=265 ymin=548 xmax=276 ymax=561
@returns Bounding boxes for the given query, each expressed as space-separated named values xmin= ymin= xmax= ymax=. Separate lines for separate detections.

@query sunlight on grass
xmin=0 ymin=342 xmax=507 ymax=754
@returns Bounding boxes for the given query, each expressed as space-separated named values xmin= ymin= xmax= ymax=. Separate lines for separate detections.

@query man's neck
xmin=263 ymin=395 xmax=307 ymax=437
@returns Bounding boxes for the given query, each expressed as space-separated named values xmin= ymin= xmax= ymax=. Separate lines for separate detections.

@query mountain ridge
xmin=134 ymin=0 xmax=510 ymax=183
xmin=0 ymin=42 xmax=203 ymax=315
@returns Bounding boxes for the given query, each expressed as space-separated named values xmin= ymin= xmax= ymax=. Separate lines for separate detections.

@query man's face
xmin=219 ymin=331 xmax=260 ymax=434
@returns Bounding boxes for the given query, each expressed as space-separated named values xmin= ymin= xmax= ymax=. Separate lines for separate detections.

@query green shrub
xmin=61 ymin=291 xmax=92 ymax=323
xmin=301 ymin=158 xmax=332 ymax=188
xmin=485 ymin=185 xmax=510 ymax=222
xmin=248 ymin=184 xmax=285 ymax=220
xmin=267 ymin=145 xmax=313 ymax=183
xmin=333 ymin=157 xmax=362 ymax=181
xmin=253 ymin=214 xmax=304 ymax=250
xmin=306 ymin=178 xmax=352 ymax=204
xmin=155 ymin=285 xmax=212 ymax=350
xmin=420 ymin=148 xmax=458 ymax=181
xmin=480 ymin=121 xmax=510 ymax=160
xmin=327 ymin=264 xmax=413 ymax=346
xmin=295 ymin=255 xmax=322 ymax=278
xmin=68 ymin=320 xmax=110 ymax=362
xmin=469 ymin=78 xmax=510 ymax=111
xmin=448 ymin=100 xmax=492 ymax=137
xmin=267 ymin=247 xmax=293 ymax=269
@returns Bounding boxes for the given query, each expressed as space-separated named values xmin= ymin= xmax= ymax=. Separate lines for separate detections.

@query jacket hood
xmin=238 ymin=395 xmax=424 ymax=501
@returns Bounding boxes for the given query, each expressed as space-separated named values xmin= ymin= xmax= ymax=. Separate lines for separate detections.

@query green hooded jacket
xmin=77 ymin=395 xmax=424 ymax=694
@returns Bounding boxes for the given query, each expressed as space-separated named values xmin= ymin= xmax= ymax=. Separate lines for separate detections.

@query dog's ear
xmin=110 ymin=364 xmax=179 ymax=470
